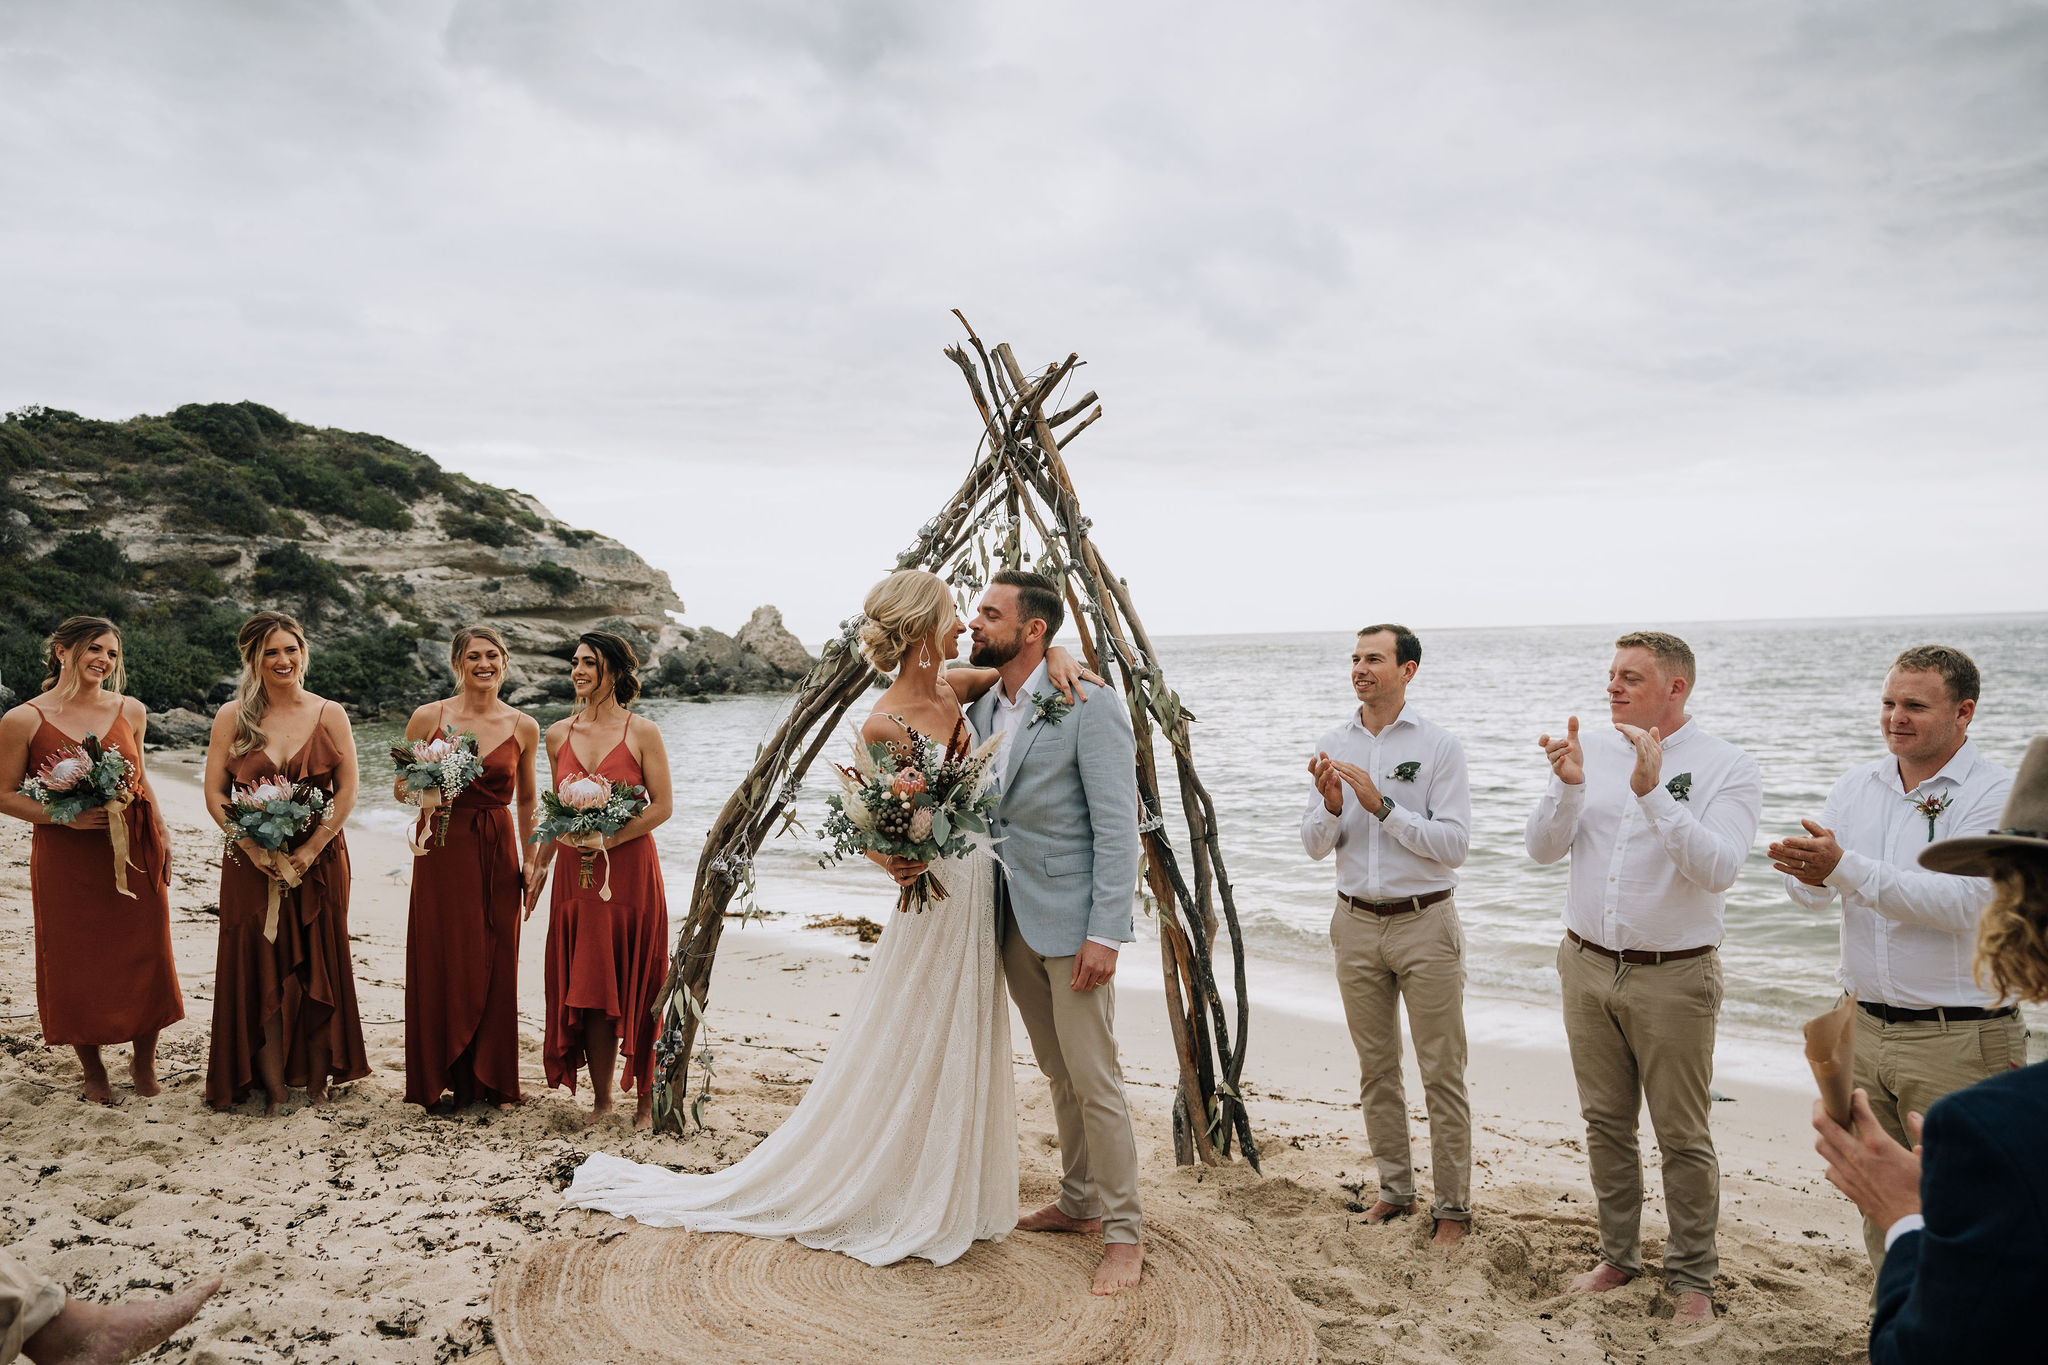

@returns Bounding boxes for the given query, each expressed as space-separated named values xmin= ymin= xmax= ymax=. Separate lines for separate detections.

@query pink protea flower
xmin=561 ymin=775 xmax=613 ymax=810
xmin=38 ymin=753 xmax=90 ymax=790
xmin=910 ymin=807 xmax=934 ymax=842
xmin=243 ymin=778 xmax=294 ymax=805
xmin=891 ymin=769 xmax=927 ymax=799
xmin=412 ymin=735 xmax=455 ymax=763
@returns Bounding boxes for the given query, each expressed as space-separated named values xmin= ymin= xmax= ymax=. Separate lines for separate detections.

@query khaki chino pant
xmin=1557 ymin=937 xmax=1722 ymax=1297
xmin=1852 ymin=1003 xmax=2026 ymax=1271
xmin=2 ymin=1248 xmax=65 ymax=1363
xmin=1330 ymin=895 xmax=1472 ymax=1220
xmin=1000 ymin=906 xmax=1143 ymax=1245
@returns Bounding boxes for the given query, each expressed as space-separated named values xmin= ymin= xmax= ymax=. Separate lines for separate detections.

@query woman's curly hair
xmin=1975 ymin=852 xmax=2048 ymax=1005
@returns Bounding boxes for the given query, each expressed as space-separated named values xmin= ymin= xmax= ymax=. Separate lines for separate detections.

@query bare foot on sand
xmin=1359 ymin=1200 xmax=1412 ymax=1224
xmin=586 ymin=1096 xmax=616 ymax=1126
xmin=306 ymin=1086 xmax=330 ymax=1109
xmin=1673 ymin=1292 xmax=1715 ymax=1324
xmin=1092 ymin=1243 xmax=1143 ymax=1296
xmin=1432 ymin=1219 xmax=1467 ymax=1249
xmin=128 ymin=1054 xmax=160 ymax=1098
xmin=260 ymin=1092 xmax=280 ymax=1118
xmin=25 ymin=1274 xmax=222 ymax=1364
xmin=1017 ymin=1203 xmax=1101 ymax=1235
xmin=1568 ymin=1262 xmax=1634 ymax=1294
xmin=633 ymin=1094 xmax=655 ymax=1131
xmin=76 ymin=1048 xmax=115 ymax=1106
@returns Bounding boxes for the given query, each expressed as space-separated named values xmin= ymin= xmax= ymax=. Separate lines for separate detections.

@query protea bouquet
xmin=533 ymin=773 xmax=648 ymax=901
xmin=17 ymin=735 xmax=142 ymax=897
xmin=221 ymin=776 xmax=330 ymax=941
xmin=389 ymin=724 xmax=487 ymax=853
xmin=820 ymin=723 xmax=1003 ymax=912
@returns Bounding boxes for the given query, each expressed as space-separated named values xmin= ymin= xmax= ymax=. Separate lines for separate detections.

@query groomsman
xmin=1527 ymin=631 xmax=1762 ymax=1324
xmin=1768 ymin=645 xmax=2016 ymax=1271
xmin=1302 ymin=624 xmax=1473 ymax=1247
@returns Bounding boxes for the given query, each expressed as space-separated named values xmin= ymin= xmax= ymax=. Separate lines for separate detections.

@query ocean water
xmin=356 ymin=612 xmax=2048 ymax=1059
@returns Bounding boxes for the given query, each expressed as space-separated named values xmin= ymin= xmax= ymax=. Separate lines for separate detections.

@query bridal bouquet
xmin=533 ymin=774 xmax=648 ymax=901
xmin=17 ymin=735 xmax=142 ymax=897
xmin=221 ymin=776 xmax=330 ymax=942
xmin=821 ymin=725 xmax=1003 ymax=912
xmin=389 ymin=724 xmax=487 ymax=854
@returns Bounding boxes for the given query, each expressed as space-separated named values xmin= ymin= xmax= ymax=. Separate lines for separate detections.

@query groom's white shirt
xmin=991 ymin=658 xmax=1125 ymax=953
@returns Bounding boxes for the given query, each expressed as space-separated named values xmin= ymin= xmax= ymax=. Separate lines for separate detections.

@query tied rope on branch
xmin=648 ymin=313 xmax=1260 ymax=1170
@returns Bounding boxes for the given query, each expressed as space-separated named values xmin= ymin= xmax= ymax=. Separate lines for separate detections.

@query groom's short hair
xmin=1358 ymin=623 xmax=1420 ymax=668
xmin=992 ymin=569 xmax=1064 ymax=640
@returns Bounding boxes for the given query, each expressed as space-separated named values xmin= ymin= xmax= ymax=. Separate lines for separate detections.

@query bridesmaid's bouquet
xmin=17 ymin=735 xmax=143 ymax=897
xmin=389 ymin=724 xmax=487 ymax=853
xmin=221 ymin=777 xmax=330 ymax=942
xmin=533 ymin=774 xmax=649 ymax=901
xmin=821 ymin=725 xmax=1004 ymax=912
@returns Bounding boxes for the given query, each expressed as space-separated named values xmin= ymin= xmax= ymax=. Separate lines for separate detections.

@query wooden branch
xmin=1047 ymin=392 xmax=1098 ymax=429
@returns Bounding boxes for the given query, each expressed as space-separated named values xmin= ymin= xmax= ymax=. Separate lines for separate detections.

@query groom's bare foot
xmin=1360 ymin=1200 xmax=1412 ymax=1224
xmin=1092 ymin=1243 xmax=1143 ymax=1295
xmin=1568 ymin=1262 xmax=1634 ymax=1294
xmin=1017 ymin=1202 xmax=1100 ymax=1234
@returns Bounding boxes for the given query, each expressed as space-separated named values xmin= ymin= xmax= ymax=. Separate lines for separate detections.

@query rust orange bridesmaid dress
xmin=404 ymin=729 xmax=523 ymax=1108
xmin=204 ymin=711 xmax=370 ymax=1108
xmin=543 ymin=726 xmax=668 ymax=1096
xmin=23 ymin=703 xmax=183 ymax=1046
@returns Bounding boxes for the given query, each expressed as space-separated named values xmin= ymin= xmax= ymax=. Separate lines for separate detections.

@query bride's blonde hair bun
xmin=859 ymin=569 xmax=954 ymax=673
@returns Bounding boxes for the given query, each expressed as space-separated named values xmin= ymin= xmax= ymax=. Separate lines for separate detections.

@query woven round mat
xmin=492 ymin=1214 xmax=1317 ymax=1365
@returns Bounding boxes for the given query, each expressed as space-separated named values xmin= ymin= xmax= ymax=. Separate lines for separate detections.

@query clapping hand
xmin=1614 ymin=723 xmax=1663 ymax=796
xmin=1770 ymin=819 xmax=1844 ymax=885
xmin=1537 ymin=716 xmax=1585 ymax=785
xmin=1307 ymin=754 xmax=1346 ymax=814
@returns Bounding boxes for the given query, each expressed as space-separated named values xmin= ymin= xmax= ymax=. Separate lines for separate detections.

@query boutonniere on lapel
xmin=1029 ymin=692 xmax=1072 ymax=729
xmin=1908 ymin=791 xmax=1953 ymax=842
xmin=1665 ymin=772 xmax=1693 ymax=802
xmin=1387 ymin=761 xmax=1421 ymax=783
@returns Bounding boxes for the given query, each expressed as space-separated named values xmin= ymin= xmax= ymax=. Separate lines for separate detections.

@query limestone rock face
xmin=736 ymin=606 xmax=816 ymax=677
xmin=146 ymin=707 xmax=213 ymax=748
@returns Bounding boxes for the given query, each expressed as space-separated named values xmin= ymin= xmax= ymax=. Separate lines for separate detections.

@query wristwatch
xmin=1373 ymin=794 xmax=1395 ymax=822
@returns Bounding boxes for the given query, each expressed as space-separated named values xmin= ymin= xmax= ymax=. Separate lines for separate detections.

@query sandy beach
xmin=0 ymin=754 xmax=1877 ymax=1364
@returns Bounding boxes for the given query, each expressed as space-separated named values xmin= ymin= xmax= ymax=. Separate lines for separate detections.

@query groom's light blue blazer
xmin=969 ymin=671 xmax=1142 ymax=958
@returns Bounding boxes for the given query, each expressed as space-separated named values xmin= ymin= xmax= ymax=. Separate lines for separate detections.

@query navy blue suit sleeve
xmin=1869 ymin=1083 xmax=2045 ymax=1364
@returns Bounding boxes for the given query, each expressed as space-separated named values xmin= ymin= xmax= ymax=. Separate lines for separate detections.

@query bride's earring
xmin=919 ymin=644 xmax=931 ymax=670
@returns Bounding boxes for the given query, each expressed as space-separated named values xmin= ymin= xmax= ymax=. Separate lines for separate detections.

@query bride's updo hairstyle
xmin=859 ymin=570 xmax=953 ymax=674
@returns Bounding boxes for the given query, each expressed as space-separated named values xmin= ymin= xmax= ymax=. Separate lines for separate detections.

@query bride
xmin=562 ymin=568 xmax=1098 ymax=1267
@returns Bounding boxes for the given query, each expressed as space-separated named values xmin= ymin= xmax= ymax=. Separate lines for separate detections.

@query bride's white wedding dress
xmin=562 ymin=847 xmax=1017 ymax=1267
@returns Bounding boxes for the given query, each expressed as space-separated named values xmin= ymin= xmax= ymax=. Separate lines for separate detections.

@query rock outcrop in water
xmin=0 ymin=402 xmax=814 ymax=730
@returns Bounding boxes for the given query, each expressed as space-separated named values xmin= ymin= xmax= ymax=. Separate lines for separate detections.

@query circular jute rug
xmin=492 ymin=1215 xmax=1317 ymax=1365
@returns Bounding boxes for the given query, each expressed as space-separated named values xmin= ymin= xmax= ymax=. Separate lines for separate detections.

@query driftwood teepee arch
xmin=649 ymin=313 xmax=1259 ymax=1169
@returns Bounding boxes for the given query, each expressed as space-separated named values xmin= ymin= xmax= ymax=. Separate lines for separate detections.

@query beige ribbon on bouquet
xmin=104 ymin=792 xmax=139 ymax=899
xmin=255 ymin=848 xmax=304 ymax=943
xmin=407 ymin=789 xmax=444 ymax=857
xmin=562 ymin=831 xmax=615 ymax=901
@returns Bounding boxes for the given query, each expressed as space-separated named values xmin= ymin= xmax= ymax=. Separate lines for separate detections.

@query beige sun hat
xmin=1920 ymin=735 xmax=2048 ymax=875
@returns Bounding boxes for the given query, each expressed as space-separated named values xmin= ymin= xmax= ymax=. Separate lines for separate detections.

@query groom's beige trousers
xmin=1000 ymin=905 xmax=1142 ymax=1245
xmin=1 ymin=1248 xmax=65 ymax=1362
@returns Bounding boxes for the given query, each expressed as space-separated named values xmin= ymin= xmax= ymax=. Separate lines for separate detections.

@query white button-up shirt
xmin=1783 ymin=739 xmax=2013 ymax=1008
xmin=1525 ymin=719 xmax=1763 ymax=952
xmin=1300 ymin=705 xmax=1470 ymax=901
xmin=990 ymin=660 xmax=1122 ymax=951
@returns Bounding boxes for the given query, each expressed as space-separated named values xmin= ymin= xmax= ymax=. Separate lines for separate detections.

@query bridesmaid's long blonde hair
xmin=40 ymin=616 xmax=126 ymax=699
xmin=230 ymin=610 xmax=310 ymax=758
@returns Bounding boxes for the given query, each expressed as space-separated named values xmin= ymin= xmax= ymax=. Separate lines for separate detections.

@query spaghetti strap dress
xmin=24 ymin=704 xmax=184 ymax=1046
xmin=405 ymin=726 xmax=523 ymax=1108
xmin=204 ymin=712 xmax=371 ymax=1108
xmin=542 ymin=727 xmax=668 ymax=1096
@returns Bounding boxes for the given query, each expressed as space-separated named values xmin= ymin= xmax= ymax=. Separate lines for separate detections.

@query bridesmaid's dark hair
xmin=231 ymin=610 xmax=310 ymax=758
xmin=41 ymin=616 xmax=126 ymax=697
xmin=576 ymin=631 xmax=641 ymax=708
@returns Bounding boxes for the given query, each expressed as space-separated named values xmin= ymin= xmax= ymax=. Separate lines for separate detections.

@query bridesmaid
xmin=398 ymin=625 xmax=539 ymax=1111
xmin=202 ymin=610 xmax=370 ymax=1114
xmin=522 ymin=631 xmax=674 ymax=1129
xmin=0 ymin=617 xmax=183 ymax=1104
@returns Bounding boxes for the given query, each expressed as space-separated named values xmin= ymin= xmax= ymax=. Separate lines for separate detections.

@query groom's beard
xmin=969 ymin=634 xmax=1021 ymax=668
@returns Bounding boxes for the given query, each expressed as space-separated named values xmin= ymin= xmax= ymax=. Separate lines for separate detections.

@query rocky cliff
xmin=0 ymin=402 xmax=813 ymax=721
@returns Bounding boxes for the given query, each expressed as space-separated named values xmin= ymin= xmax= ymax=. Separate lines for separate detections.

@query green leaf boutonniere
xmin=1029 ymin=692 xmax=1072 ymax=728
xmin=1388 ymin=761 xmax=1421 ymax=783
xmin=1666 ymin=772 xmax=1693 ymax=802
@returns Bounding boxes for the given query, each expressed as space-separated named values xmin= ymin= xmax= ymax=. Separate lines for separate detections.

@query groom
xmin=967 ymin=569 xmax=1146 ymax=1295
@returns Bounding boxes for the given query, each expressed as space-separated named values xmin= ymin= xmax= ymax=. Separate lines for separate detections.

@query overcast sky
xmin=3 ymin=1 xmax=2044 ymax=645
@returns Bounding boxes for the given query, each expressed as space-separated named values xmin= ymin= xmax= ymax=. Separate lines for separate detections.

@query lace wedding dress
xmin=563 ymin=847 xmax=1017 ymax=1266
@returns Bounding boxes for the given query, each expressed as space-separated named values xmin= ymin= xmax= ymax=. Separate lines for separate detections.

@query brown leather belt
xmin=1567 ymin=929 xmax=1715 ymax=965
xmin=1858 ymin=1000 xmax=2017 ymax=1024
xmin=1340 ymin=887 xmax=1454 ymax=917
